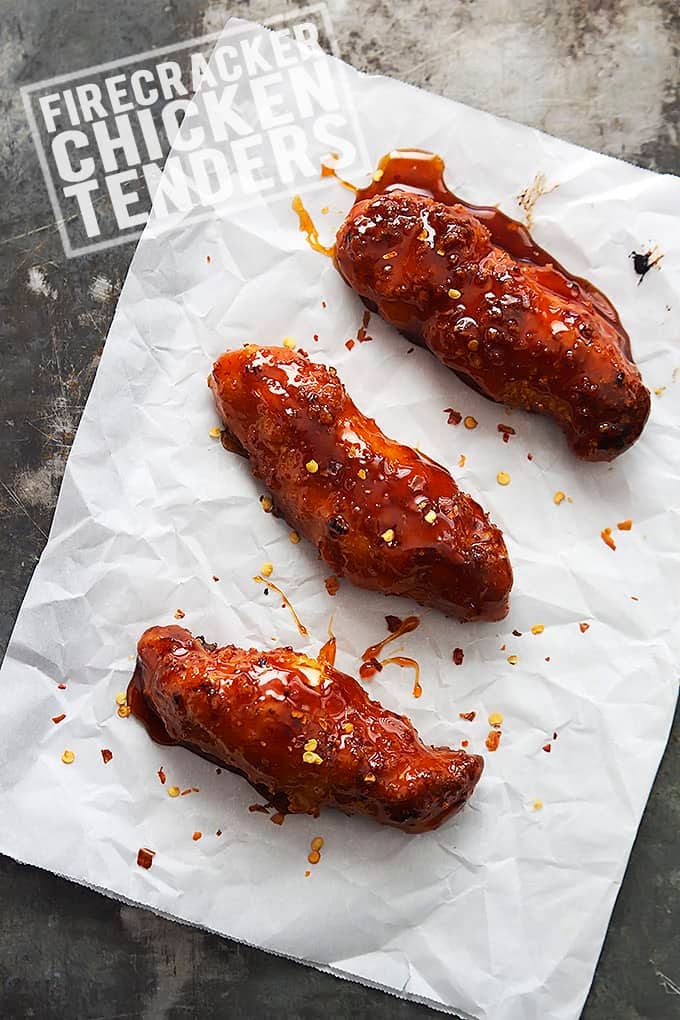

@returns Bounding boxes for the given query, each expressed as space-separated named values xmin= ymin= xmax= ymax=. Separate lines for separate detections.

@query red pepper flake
xmin=553 ymin=731 xmax=558 ymax=740
xmin=617 ymin=519 xmax=633 ymax=531
xmin=512 ymin=629 xmax=522 ymax=637
xmin=321 ymin=300 xmax=327 ymax=308
xmin=305 ymin=869 xmax=311 ymax=877
xmin=192 ymin=831 xmax=202 ymax=841
xmin=497 ymin=423 xmax=516 ymax=442
xmin=461 ymin=739 xmax=469 ymax=748
xmin=600 ymin=528 xmax=616 ymax=551
xmin=270 ymin=812 xmax=285 ymax=825
xmin=313 ymin=333 xmax=319 ymax=342
xmin=500 ymin=643 xmax=506 ymax=652
xmin=212 ymin=575 xmax=220 ymax=582
xmin=357 ymin=309 xmax=373 ymax=343
xmin=248 ymin=803 xmax=270 ymax=814
xmin=57 ymin=682 xmax=67 ymax=689
xmin=215 ymin=768 xmax=222 ymax=774
xmin=174 ymin=608 xmax=186 ymax=619
xmin=527 ymin=452 xmax=533 ymax=461
xmin=101 ymin=749 xmax=113 ymax=764
xmin=452 ymin=647 xmax=464 ymax=665
xmin=630 ymin=595 xmax=639 ymax=601
xmin=180 ymin=787 xmax=199 ymax=796
xmin=545 ymin=656 xmax=551 ymax=662
xmin=459 ymin=711 xmax=476 ymax=721
xmin=443 ymin=407 xmax=462 ymax=426
xmin=485 ymin=730 xmax=501 ymax=752
xmin=579 ymin=622 xmax=590 ymax=633
xmin=542 ymin=743 xmax=552 ymax=753
xmin=216 ymin=829 xmax=222 ymax=836
xmin=206 ymin=254 xmax=211 ymax=264
xmin=157 ymin=767 xmax=166 ymax=785
xmin=137 ymin=847 xmax=155 ymax=869
xmin=345 ymin=338 xmax=355 ymax=351
xmin=385 ymin=615 xmax=403 ymax=633
xmin=51 ymin=713 xmax=66 ymax=724
xmin=324 ymin=575 xmax=340 ymax=596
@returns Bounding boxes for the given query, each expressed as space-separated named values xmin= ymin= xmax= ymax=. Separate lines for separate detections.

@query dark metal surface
xmin=1 ymin=1 xmax=678 ymax=1017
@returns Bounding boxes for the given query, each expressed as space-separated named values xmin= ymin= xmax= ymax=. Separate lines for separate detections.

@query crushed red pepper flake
xmin=443 ymin=407 xmax=462 ymax=426
xmin=137 ymin=847 xmax=155 ymax=869
xmin=305 ymin=869 xmax=311 ymax=877
xmin=100 ymin=749 xmax=113 ymax=764
xmin=601 ymin=528 xmax=616 ymax=551
xmin=461 ymin=739 xmax=469 ymax=748
xmin=216 ymin=829 xmax=222 ymax=836
xmin=553 ymin=731 xmax=558 ymax=740
xmin=357 ymin=310 xmax=373 ymax=343
xmin=512 ymin=629 xmax=522 ymax=637
xmin=617 ymin=519 xmax=633 ymax=531
xmin=192 ymin=831 xmax=202 ymax=841
xmin=497 ymin=423 xmax=516 ymax=442
xmin=51 ymin=713 xmax=66 ymax=724
xmin=321 ymin=300 xmax=327 ymax=308
xmin=485 ymin=730 xmax=501 ymax=752
xmin=174 ymin=608 xmax=185 ymax=619
xmin=157 ymin=767 xmax=166 ymax=785
xmin=542 ymin=743 xmax=552 ymax=753
xmin=459 ymin=711 xmax=476 ymax=722
xmin=57 ymin=682 xmax=67 ymax=689
xmin=216 ymin=767 xmax=222 ymax=774
xmin=385 ymin=615 xmax=403 ymax=633
xmin=206 ymin=254 xmax=211 ymax=264
xmin=345 ymin=338 xmax=355 ymax=351
xmin=579 ymin=622 xmax=590 ymax=633
xmin=452 ymin=647 xmax=464 ymax=666
xmin=324 ymin=575 xmax=340 ymax=596
xmin=527 ymin=452 xmax=534 ymax=461
xmin=458 ymin=454 xmax=466 ymax=467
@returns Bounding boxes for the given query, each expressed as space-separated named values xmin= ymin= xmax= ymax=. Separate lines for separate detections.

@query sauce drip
xmin=381 ymin=655 xmax=422 ymax=698
xmin=321 ymin=156 xmax=357 ymax=193
xmin=291 ymin=194 xmax=335 ymax=257
xmin=361 ymin=615 xmax=420 ymax=662
xmin=318 ymin=617 xmax=337 ymax=667
xmin=253 ymin=575 xmax=309 ymax=636
xmin=354 ymin=149 xmax=631 ymax=357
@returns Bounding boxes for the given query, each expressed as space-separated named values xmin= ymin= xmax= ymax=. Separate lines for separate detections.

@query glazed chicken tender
xmin=335 ymin=189 xmax=650 ymax=461
xmin=209 ymin=344 xmax=512 ymax=621
xmin=130 ymin=626 xmax=484 ymax=832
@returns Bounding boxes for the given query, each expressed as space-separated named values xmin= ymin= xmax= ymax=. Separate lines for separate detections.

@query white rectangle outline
xmin=20 ymin=3 xmax=368 ymax=259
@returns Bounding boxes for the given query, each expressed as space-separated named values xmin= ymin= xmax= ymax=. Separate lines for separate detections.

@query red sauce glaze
xmin=209 ymin=345 xmax=512 ymax=621
xmin=129 ymin=625 xmax=483 ymax=833
xmin=336 ymin=149 xmax=650 ymax=461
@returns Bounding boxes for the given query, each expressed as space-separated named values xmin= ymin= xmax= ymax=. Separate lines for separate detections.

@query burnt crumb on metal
xmin=630 ymin=248 xmax=663 ymax=284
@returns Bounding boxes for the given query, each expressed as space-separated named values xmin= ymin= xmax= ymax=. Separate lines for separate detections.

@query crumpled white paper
xmin=1 ymin=17 xmax=679 ymax=1020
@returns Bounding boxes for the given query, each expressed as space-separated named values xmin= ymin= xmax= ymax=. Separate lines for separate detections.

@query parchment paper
xmin=2 ymin=17 xmax=679 ymax=1020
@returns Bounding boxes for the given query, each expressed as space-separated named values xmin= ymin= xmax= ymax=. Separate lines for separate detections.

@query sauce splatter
xmin=381 ymin=655 xmax=422 ymax=698
xmin=320 ymin=156 xmax=357 ymax=193
xmin=362 ymin=615 xmax=420 ymax=662
xmin=253 ymin=575 xmax=309 ymax=636
xmin=292 ymin=194 xmax=335 ymax=257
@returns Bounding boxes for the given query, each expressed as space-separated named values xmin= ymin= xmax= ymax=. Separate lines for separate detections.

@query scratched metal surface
xmin=1 ymin=1 xmax=678 ymax=1017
